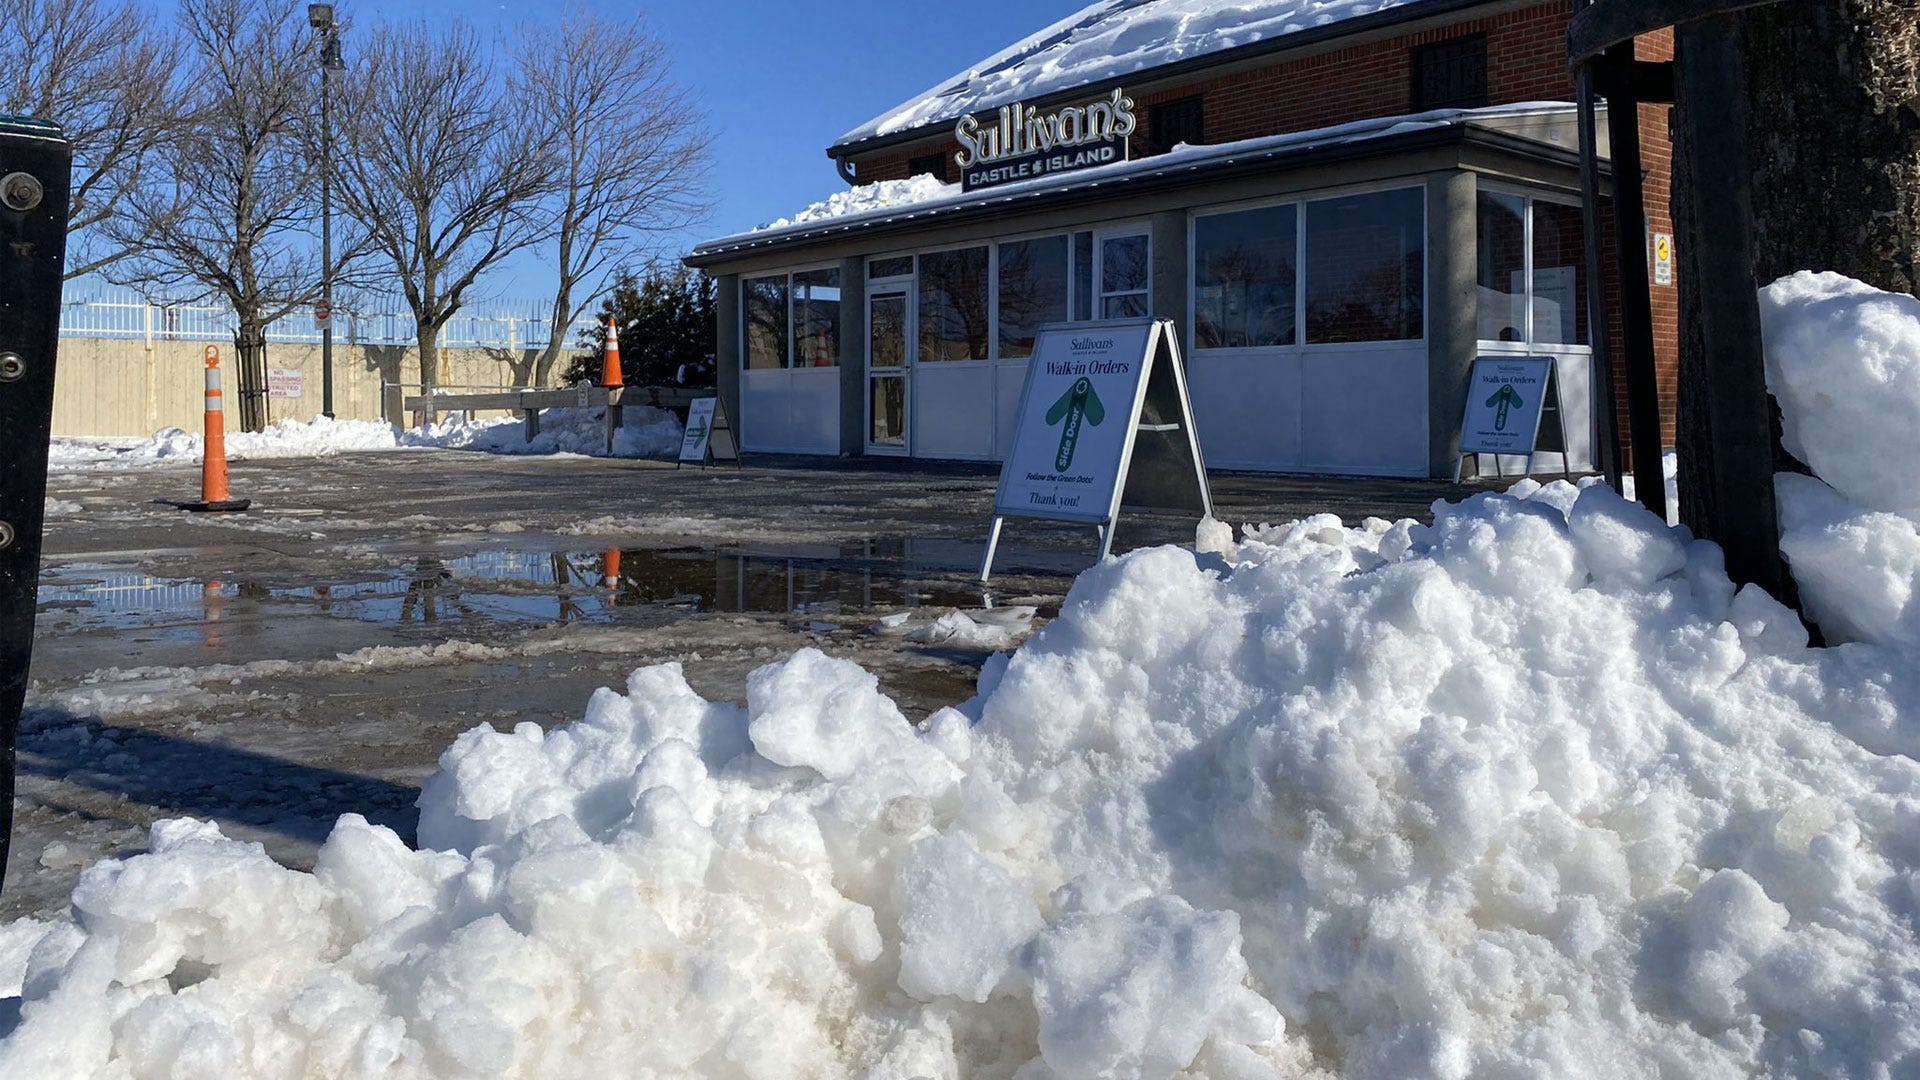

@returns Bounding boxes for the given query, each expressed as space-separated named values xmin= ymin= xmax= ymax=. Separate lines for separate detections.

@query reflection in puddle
xmin=38 ymin=545 xmax=1039 ymax=634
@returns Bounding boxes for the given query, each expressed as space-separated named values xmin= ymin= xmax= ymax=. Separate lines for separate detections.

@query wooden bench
xmin=397 ymin=385 xmax=711 ymax=453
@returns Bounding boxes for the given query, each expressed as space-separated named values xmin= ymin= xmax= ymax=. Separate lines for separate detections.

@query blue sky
xmin=333 ymin=0 xmax=1088 ymax=299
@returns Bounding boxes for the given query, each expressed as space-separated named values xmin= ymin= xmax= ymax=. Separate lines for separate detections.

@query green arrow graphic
xmin=686 ymin=417 xmax=709 ymax=445
xmin=1486 ymin=384 xmax=1524 ymax=431
xmin=1044 ymin=377 xmax=1106 ymax=471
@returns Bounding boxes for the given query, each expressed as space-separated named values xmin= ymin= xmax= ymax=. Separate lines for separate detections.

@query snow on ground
xmin=756 ymin=176 xmax=957 ymax=232
xmin=46 ymin=405 xmax=683 ymax=470
xmin=1761 ymin=272 xmax=1920 ymax=651
xmin=841 ymin=0 xmax=1424 ymax=143
xmin=6 ymin=274 xmax=1920 ymax=1078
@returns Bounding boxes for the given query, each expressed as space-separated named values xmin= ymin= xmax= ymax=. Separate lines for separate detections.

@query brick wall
xmin=850 ymin=2 xmax=1681 ymax=451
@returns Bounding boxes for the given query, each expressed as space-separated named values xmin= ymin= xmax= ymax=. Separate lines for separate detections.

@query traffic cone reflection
xmin=603 ymin=547 xmax=622 ymax=590
xmin=601 ymin=318 xmax=623 ymax=388
xmin=182 ymin=345 xmax=251 ymax=512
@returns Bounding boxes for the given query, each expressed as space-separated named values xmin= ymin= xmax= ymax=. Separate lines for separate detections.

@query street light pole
xmin=310 ymin=5 xmax=343 ymax=419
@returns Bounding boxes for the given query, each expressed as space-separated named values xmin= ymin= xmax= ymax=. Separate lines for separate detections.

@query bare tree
xmin=515 ymin=11 xmax=711 ymax=386
xmin=115 ymin=0 xmax=320 ymax=432
xmin=330 ymin=20 xmax=555 ymax=394
xmin=0 ymin=0 xmax=179 ymax=280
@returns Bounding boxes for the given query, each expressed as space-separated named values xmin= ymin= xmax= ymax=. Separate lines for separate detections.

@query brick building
xmin=685 ymin=0 xmax=1676 ymax=477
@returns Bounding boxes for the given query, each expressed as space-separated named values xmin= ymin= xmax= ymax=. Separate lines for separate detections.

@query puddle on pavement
xmin=37 ymin=543 xmax=1062 ymax=635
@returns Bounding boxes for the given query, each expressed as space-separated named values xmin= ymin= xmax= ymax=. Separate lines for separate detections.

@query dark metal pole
xmin=1573 ymin=0 xmax=1622 ymax=490
xmin=1602 ymin=42 xmax=1668 ymax=520
xmin=321 ymin=49 xmax=335 ymax=419
xmin=1674 ymin=15 xmax=1786 ymax=594
xmin=0 ymin=119 xmax=71 ymax=896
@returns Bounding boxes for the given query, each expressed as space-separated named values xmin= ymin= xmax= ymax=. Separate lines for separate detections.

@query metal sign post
xmin=980 ymin=317 xmax=1212 ymax=581
xmin=0 ymin=117 xmax=71 ymax=896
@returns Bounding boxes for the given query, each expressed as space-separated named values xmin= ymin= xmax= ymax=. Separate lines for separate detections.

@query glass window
xmin=918 ymin=246 xmax=990 ymax=361
xmin=1531 ymin=200 xmax=1588 ymax=345
xmin=998 ymin=236 xmax=1069 ymax=359
xmin=744 ymin=276 xmax=788 ymax=369
xmin=1072 ymin=232 xmax=1094 ymax=321
xmin=869 ymin=293 xmax=907 ymax=368
xmin=1476 ymin=191 xmax=1527 ymax=342
xmin=1194 ymin=204 xmax=1297 ymax=349
xmin=870 ymin=376 xmax=906 ymax=446
xmin=870 ymin=255 xmax=912 ymax=279
xmin=1100 ymin=234 xmax=1149 ymax=318
xmin=1305 ymin=188 xmax=1424 ymax=343
xmin=792 ymin=268 xmax=841 ymax=368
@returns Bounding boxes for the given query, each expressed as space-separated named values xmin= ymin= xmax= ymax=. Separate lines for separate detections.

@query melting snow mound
xmin=6 ymin=476 xmax=1920 ymax=1077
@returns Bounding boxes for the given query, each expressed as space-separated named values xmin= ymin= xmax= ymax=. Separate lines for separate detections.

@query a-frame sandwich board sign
xmin=980 ymin=317 xmax=1213 ymax=581
xmin=678 ymin=395 xmax=740 ymax=468
xmin=1454 ymin=356 xmax=1571 ymax=482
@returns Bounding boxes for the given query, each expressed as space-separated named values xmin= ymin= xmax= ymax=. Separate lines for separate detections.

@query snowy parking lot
xmin=6 ymin=274 xmax=1919 ymax=1080
xmin=7 ymin=448 xmax=1465 ymax=922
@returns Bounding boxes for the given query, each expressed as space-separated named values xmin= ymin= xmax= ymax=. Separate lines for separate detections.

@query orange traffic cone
xmin=601 ymin=318 xmax=623 ymax=388
xmin=603 ymin=547 xmax=622 ymax=590
xmin=181 ymin=344 xmax=251 ymax=512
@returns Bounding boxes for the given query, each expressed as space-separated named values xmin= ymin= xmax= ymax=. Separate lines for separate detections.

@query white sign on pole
xmin=267 ymin=367 xmax=303 ymax=399
xmin=679 ymin=397 xmax=717 ymax=462
xmin=982 ymin=317 xmax=1212 ymax=580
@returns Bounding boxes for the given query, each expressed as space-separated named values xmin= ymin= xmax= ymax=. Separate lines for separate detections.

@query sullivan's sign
xmin=954 ymin=88 xmax=1135 ymax=192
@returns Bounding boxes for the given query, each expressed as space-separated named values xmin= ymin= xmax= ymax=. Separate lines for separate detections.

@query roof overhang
xmin=690 ymin=109 xmax=1602 ymax=270
xmin=826 ymin=0 xmax=1534 ymax=163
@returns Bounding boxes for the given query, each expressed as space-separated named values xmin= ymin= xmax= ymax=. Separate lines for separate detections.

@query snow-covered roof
xmin=834 ymin=0 xmax=1453 ymax=149
xmin=696 ymin=103 xmax=1580 ymax=263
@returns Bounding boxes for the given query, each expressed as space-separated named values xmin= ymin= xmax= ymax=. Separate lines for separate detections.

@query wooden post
xmin=1601 ymin=42 xmax=1669 ymax=521
xmin=1673 ymin=14 xmax=1786 ymax=594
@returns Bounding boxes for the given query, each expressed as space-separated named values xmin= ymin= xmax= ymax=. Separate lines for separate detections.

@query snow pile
xmin=45 ymin=407 xmax=683 ymax=468
xmin=841 ymin=0 xmax=1421 ymax=143
xmin=403 ymin=405 xmax=682 ymax=459
xmin=9 ymin=474 xmax=1920 ymax=1076
xmin=48 ymin=416 xmax=404 ymax=467
xmin=756 ymin=176 xmax=958 ymax=233
xmin=873 ymin=605 xmax=1038 ymax=648
xmin=1760 ymin=271 xmax=1920 ymax=649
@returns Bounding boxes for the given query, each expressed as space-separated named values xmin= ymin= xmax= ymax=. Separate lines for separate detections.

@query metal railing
xmin=57 ymin=286 xmax=598 ymax=350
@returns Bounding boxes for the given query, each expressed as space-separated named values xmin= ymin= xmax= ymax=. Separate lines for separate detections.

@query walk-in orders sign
xmin=1459 ymin=356 xmax=1554 ymax=456
xmin=982 ymin=317 xmax=1212 ymax=580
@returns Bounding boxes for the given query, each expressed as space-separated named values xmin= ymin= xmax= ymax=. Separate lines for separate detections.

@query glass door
xmin=1096 ymin=231 xmax=1151 ymax=318
xmin=867 ymin=286 xmax=910 ymax=453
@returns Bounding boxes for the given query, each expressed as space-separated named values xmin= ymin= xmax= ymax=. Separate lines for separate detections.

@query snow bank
xmin=9 ymin=476 xmax=1920 ymax=1077
xmin=46 ymin=405 xmax=682 ymax=469
xmin=403 ymin=405 xmax=682 ymax=459
xmin=48 ymin=416 xmax=404 ymax=467
xmin=756 ymin=176 xmax=958 ymax=233
xmin=1761 ymin=272 xmax=1920 ymax=650
xmin=841 ymin=0 xmax=1424 ymax=143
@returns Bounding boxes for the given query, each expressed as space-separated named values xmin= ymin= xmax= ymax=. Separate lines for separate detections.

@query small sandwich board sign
xmin=981 ymin=317 xmax=1212 ymax=581
xmin=678 ymin=395 xmax=739 ymax=468
xmin=1455 ymin=356 xmax=1570 ymax=481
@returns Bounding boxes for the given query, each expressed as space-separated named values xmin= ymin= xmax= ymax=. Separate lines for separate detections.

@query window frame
xmin=1188 ymin=179 xmax=1429 ymax=355
xmin=1475 ymin=182 xmax=1593 ymax=354
xmin=740 ymin=264 xmax=845 ymax=370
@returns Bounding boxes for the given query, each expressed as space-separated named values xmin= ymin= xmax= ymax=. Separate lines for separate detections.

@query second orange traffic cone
xmin=601 ymin=318 xmax=624 ymax=388
xmin=181 ymin=344 xmax=251 ymax=512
